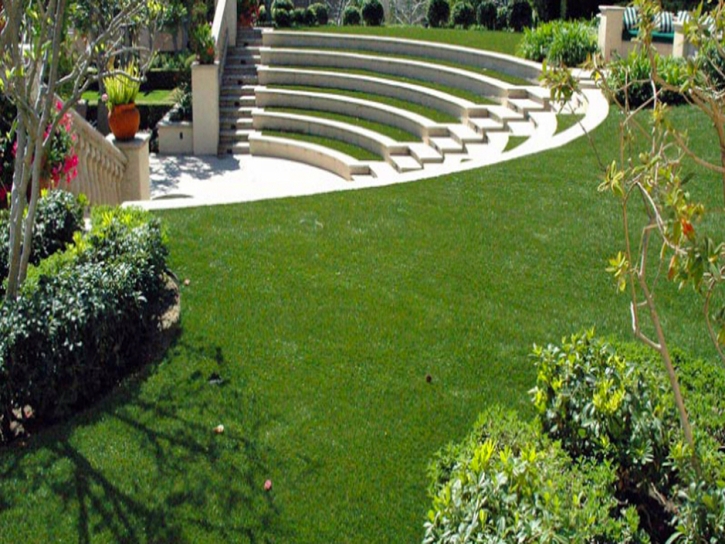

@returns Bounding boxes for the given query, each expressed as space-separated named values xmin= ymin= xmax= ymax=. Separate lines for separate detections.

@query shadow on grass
xmin=0 ymin=335 xmax=289 ymax=543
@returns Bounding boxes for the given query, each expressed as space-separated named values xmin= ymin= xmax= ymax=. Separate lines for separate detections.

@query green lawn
xmin=1 ymin=102 xmax=722 ymax=542
xmin=262 ymin=129 xmax=382 ymax=161
xmin=298 ymin=25 xmax=523 ymax=56
xmin=82 ymin=89 xmax=176 ymax=107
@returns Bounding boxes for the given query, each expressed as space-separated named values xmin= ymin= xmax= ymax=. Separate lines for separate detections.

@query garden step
xmin=445 ymin=124 xmax=486 ymax=144
xmin=484 ymin=105 xmax=526 ymax=125
xmin=223 ymin=62 xmax=259 ymax=73
xmin=219 ymin=96 xmax=256 ymax=107
xmin=525 ymin=87 xmax=551 ymax=107
xmin=507 ymin=120 xmax=536 ymax=137
xmin=467 ymin=117 xmax=507 ymax=134
xmin=388 ymin=154 xmax=422 ymax=173
xmin=228 ymin=46 xmax=262 ymax=56
xmin=428 ymin=136 xmax=465 ymax=155
xmin=221 ymin=84 xmax=257 ymax=96
xmin=219 ymin=129 xmax=253 ymax=142
xmin=507 ymin=98 xmax=548 ymax=116
xmin=219 ymin=142 xmax=251 ymax=155
xmin=221 ymin=73 xmax=258 ymax=85
xmin=220 ymin=117 xmax=254 ymax=130
xmin=408 ymin=143 xmax=444 ymax=164
xmin=225 ymin=54 xmax=261 ymax=65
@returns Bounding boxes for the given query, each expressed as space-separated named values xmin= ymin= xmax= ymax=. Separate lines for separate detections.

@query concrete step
xmin=223 ymin=62 xmax=258 ymax=73
xmin=228 ymin=45 xmax=262 ymax=56
xmin=219 ymin=128 xmax=253 ymax=142
xmin=221 ymin=73 xmax=258 ymax=85
xmin=221 ymin=84 xmax=256 ymax=96
xmin=220 ymin=106 xmax=256 ymax=117
xmin=485 ymin=105 xmax=526 ymax=124
xmin=219 ymin=142 xmax=251 ymax=155
xmin=219 ymin=96 xmax=256 ymax=107
xmin=467 ymin=117 xmax=506 ymax=134
xmin=507 ymin=98 xmax=548 ymax=116
xmin=388 ymin=154 xmax=422 ymax=173
xmin=408 ymin=143 xmax=444 ymax=164
xmin=220 ymin=117 xmax=254 ymax=130
xmin=445 ymin=124 xmax=486 ymax=144
xmin=428 ymin=136 xmax=464 ymax=155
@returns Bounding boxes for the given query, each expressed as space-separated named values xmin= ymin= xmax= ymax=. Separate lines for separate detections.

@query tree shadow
xmin=0 ymin=336 xmax=292 ymax=543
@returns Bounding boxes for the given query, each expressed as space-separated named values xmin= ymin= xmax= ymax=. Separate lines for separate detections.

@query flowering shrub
xmin=9 ymin=101 xmax=78 ymax=191
xmin=192 ymin=22 xmax=215 ymax=64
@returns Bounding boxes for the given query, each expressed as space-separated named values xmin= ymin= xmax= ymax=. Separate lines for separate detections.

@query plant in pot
xmin=192 ymin=22 xmax=215 ymax=64
xmin=103 ymin=60 xmax=141 ymax=141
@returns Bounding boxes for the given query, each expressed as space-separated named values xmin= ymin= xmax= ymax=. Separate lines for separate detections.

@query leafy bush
xmin=508 ymin=0 xmax=532 ymax=31
xmin=0 ymin=205 xmax=170 ymax=442
xmin=361 ymin=0 xmax=384 ymax=26
xmin=273 ymin=6 xmax=292 ymax=27
xmin=309 ymin=2 xmax=329 ymax=25
xmin=451 ymin=1 xmax=475 ymax=27
xmin=342 ymin=5 xmax=362 ymax=25
xmin=475 ymin=0 xmax=496 ymax=28
xmin=271 ymin=0 xmax=293 ymax=11
xmin=426 ymin=0 xmax=450 ymax=27
xmin=605 ymin=49 xmax=688 ymax=107
xmin=531 ymin=331 xmax=725 ymax=543
xmin=0 ymin=190 xmax=86 ymax=296
xmin=424 ymin=406 xmax=649 ymax=544
xmin=519 ymin=20 xmax=598 ymax=67
xmin=495 ymin=4 xmax=509 ymax=29
xmin=290 ymin=7 xmax=306 ymax=25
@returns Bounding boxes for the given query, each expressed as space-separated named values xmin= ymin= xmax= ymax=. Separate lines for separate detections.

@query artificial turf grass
xmin=1 ymin=107 xmax=721 ymax=544
xmin=296 ymin=25 xmax=523 ymax=57
xmin=269 ymin=81 xmax=463 ymax=123
xmin=265 ymin=106 xmax=420 ymax=142
xmin=81 ymin=89 xmax=176 ymax=107
xmin=261 ymin=129 xmax=382 ymax=161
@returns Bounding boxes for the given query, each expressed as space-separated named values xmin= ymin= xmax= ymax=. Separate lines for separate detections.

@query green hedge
xmin=518 ymin=19 xmax=599 ymax=67
xmin=0 ymin=202 xmax=170 ymax=442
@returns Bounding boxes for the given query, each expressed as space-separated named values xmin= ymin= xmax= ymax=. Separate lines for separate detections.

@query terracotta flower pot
xmin=108 ymin=103 xmax=140 ymax=141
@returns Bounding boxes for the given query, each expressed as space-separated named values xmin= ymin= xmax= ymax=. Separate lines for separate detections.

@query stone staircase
xmin=218 ymin=28 xmax=262 ymax=155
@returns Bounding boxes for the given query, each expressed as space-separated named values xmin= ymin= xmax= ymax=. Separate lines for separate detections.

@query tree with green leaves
xmin=0 ymin=0 xmax=164 ymax=301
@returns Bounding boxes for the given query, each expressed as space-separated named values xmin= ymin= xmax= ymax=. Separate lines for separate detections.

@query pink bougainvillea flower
xmin=264 ymin=479 xmax=272 ymax=491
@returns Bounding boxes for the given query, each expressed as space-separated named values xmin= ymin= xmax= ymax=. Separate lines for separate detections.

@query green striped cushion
xmin=656 ymin=11 xmax=673 ymax=34
xmin=623 ymin=6 xmax=639 ymax=30
xmin=676 ymin=10 xmax=691 ymax=23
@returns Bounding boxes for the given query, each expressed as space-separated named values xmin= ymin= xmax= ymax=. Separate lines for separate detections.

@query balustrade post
xmin=109 ymin=133 xmax=151 ymax=202
xmin=191 ymin=61 xmax=220 ymax=155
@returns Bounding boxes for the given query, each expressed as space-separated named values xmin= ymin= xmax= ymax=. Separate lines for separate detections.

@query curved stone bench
xmin=249 ymin=133 xmax=373 ymax=181
xmin=259 ymin=48 xmax=530 ymax=102
xmin=261 ymin=30 xmax=543 ymax=83
xmin=255 ymin=87 xmax=450 ymax=143
xmin=252 ymin=111 xmax=444 ymax=172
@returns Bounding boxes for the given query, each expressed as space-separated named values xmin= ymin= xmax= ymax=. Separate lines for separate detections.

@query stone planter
xmin=108 ymin=103 xmax=140 ymax=141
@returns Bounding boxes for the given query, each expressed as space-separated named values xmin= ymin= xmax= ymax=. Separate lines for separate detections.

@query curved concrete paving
xmin=136 ymin=87 xmax=607 ymax=211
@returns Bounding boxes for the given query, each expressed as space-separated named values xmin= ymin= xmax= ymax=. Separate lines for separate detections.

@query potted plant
xmin=192 ymin=22 xmax=215 ymax=64
xmin=103 ymin=59 xmax=141 ymax=141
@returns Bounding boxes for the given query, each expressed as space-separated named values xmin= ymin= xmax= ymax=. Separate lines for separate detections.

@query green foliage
xmin=508 ymin=0 xmax=532 ymax=31
xmin=361 ymin=0 xmax=385 ymax=26
xmin=309 ymin=2 xmax=329 ymax=25
xmin=273 ymin=5 xmax=293 ymax=27
xmin=0 ymin=205 xmax=169 ymax=441
xmin=531 ymin=331 xmax=725 ymax=543
xmin=520 ymin=20 xmax=598 ymax=67
xmin=271 ymin=0 xmax=293 ymax=11
xmin=191 ymin=22 xmax=215 ymax=64
xmin=0 ymin=190 xmax=86 ymax=297
xmin=475 ymin=0 xmax=497 ymax=28
xmin=426 ymin=0 xmax=450 ymax=27
xmin=291 ymin=7 xmax=307 ymax=25
xmin=605 ymin=49 xmax=688 ymax=107
xmin=342 ymin=5 xmax=362 ymax=25
xmin=451 ymin=1 xmax=475 ymax=28
xmin=424 ymin=407 xmax=649 ymax=544
xmin=103 ymin=60 xmax=141 ymax=109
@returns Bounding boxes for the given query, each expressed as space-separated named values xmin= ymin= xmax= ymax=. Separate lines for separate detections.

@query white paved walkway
xmin=131 ymin=88 xmax=607 ymax=210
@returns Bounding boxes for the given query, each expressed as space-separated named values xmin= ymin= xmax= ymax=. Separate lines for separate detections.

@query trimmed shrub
xmin=271 ymin=0 xmax=293 ymax=11
xmin=426 ymin=0 xmax=450 ymax=28
xmin=531 ymin=331 xmax=725 ymax=543
xmin=361 ymin=0 xmax=385 ymax=26
xmin=258 ymin=3 xmax=267 ymax=21
xmin=508 ymin=0 xmax=532 ymax=31
xmin=342 ymin=5 xmax=362 ymax=25
xmin=290 ymin=7 xmax=307 ymax=25
xmin=495 ymin=4 xmax=508 ymax=29
xmin=520 ymin=19 xmax=598 ymax=67
xmin=0 ymin=205 xmax=170 ymax=442
xmin=424 ymin=407 xmax=649 ymax=543
xmin=451 ymin=1 xmax=475 ymax=28
xmin=309 ymin=2 xmax=329 ymax=25
xmin=605 ymin=49 xmax=688 ymax=107
xmin=475 ymin=0 xmax=496 ymax=29
xmin=272 ymin=6 xmax=292 ymax=27
xmin=0 ymin=190 xmax=86 ymax=297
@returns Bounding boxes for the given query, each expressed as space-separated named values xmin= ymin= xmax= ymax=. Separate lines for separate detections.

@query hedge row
xmin=0 ymin=196 xmax=170 ymax=443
